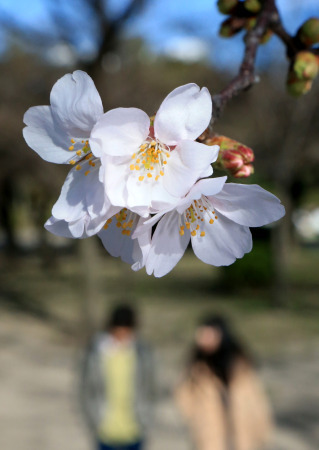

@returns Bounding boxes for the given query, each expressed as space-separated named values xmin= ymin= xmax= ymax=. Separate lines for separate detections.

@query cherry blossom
xmin=133 ymin=178 xmax=285 ymax=277
xmin=90 ymin=84 xmax=219 ymax=215
xmin=23 ymin=70 xmax=111 ymax=237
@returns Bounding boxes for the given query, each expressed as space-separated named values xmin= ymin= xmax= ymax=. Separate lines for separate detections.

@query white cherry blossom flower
xmin=46 ymin=208 xmax=151 ymax=269
xmin=90 ymin=84 xmax=219 ymax=215
xmin=23 ymin=70 xmax=111 ymax=237
xmin=133 ymin=178 xmax=285 ymax=277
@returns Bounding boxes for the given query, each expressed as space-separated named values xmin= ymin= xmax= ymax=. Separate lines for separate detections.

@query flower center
xmin=67 ymin=138 xmax=97 ymax=176
xmin=103 ymin=208 xmax=137 ymax=236
xmin=129 ymin=138 xmax=171 ymax=182
xmin=179 ymin=197 xmax=218 ymax=237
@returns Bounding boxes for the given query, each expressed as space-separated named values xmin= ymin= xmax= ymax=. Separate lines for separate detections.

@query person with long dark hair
xmin=176 ymin=315 xmax=272 ymax=450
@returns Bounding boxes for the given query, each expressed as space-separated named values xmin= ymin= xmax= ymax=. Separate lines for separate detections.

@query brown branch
xmin=211 ymin=0 xmax=317 ymax=122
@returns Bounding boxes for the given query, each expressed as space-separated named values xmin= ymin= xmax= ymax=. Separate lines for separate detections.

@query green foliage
xmin=220 ymin=239 xmax=274 ymax=288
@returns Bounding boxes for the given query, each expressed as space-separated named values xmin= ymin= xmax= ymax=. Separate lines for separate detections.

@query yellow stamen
xmin=131 ymin=153 xmax=136 ymax=159
xmin=160 ymin=170 xmax=164 ymax=176
xmin=84 ymin=170 xmax=90 ymax=176
xmin=138 ymin=176 xmax=144 ymax=181
xmin=209 ymin=219 xmax=214 ymax=224
xmin=191 ymin=230 xmax=197 ymax=236
xmin=200 ymin=231 xmax=205 ymax=237
xmin=155 ymin=175 xmax=159 ymax=181
xmin=130 ymin=164 xmax=135 ymax=171
xmin=69 ymin=160 xmax=76 ymax=165
xmin=71 ymin=139 xmax=75 ymax=144
xmin=69 ymin=145 xmax=74 ymax=151
xmin=76 ymin=150 xmax=82 ymax=156
xmin=147 ymin=173 xmax=152 ymax=178
xmin=185 ymin=222 xmax=190 ymax=229
xmin=135 ymin=165 xmax=140 ymax=170
xmin=75 ymin=165 xmax=81 ymax=171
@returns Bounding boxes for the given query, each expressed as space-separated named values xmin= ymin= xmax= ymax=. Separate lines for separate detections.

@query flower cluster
xmin=23 ymin=71 xmax=285 ymax=277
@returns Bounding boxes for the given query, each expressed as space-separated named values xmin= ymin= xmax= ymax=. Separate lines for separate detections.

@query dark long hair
xmin=190 ymin=315 xmax=251 ymax=386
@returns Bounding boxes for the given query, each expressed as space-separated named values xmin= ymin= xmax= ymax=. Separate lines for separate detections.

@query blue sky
xmin=0 ymin=0 xmax=318 ymax=69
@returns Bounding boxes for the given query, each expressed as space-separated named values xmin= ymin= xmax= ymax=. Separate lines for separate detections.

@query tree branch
xmin=211 ymin=0 xmax=317 ymax=122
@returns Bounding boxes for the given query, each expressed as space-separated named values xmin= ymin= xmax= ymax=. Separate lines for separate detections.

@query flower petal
xmin=90 ymin=108 xmax=150 ymax=157
xmin=44 ymin=217 xmax=75 ymax=238
xmin=50 ymin=70 xmax=103 ymax=137
xmin=98 ymin=213 xmax=140 ymax=264
xmin=191 ymin=211 xmax=252 ymax=266
xmin=23 ymin=106 xmax=78 ymax=164
xmin=145 ymin=211 xmax=190 ymax=277
xmin=163 ymin=141 xmax=219 ymax=197
xmin=211 ymin=183 xmax=285 ymax=227
xmin=51 ymin=163 xmax=109 ymax=236
xmin=176 ymin=177 xmax=227 ymax=214
xmin=154 ymin=84 xmax=212 ymax=145
xmin=131 ymin=217 xmax=152 ymax=272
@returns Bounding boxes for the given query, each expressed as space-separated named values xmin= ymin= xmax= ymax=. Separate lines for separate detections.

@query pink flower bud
xmin=205 ymin=135 xmax=255 ymax=178
xmin=235 ymin=164 xmax=254 ymax=178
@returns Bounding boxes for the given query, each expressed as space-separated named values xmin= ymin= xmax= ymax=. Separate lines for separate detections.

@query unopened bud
xmin=235 ymin=164 xmax=254 ymax=177
xmin=244 ymin=0 xmax=262 ymax=13
xmin=297 ymin=18 xmax=319 ymax=47
xmin=219 ymin=17 xmax=246 ymax=38
xmin=217 ymin=0 xmax=239 ymax=15
xmin=293 ymin=51 xmax=318 ymax=80
xmin=286 ymin=72 xmax=313 ymax=97
xmin=206 ymin=136 xmax=255 ymax=178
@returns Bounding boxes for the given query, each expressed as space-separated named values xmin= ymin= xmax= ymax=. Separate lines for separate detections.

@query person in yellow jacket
xmin=81 ymin=304 xmax=155 ymax=450
xmin=176 ymin=315 xmax=272 ymax=450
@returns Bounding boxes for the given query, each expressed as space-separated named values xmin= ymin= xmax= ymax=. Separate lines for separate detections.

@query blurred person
xmin=81 ymin=304 xmax=155 ymax=450
xmin=176 ymin=315 xmax=272 ymax=450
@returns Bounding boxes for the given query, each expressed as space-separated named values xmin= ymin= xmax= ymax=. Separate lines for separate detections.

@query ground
xmin=0 ymin=244 xmax=318 ymax=449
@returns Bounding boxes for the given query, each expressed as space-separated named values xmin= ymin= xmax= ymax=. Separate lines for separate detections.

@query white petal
xmin=145 ymin=211 xmax=190 ymax=277
xmin=101 ymin=155 xmax=130 ymax=208
xmin=23 ymin=106 xmax=79 ymax=164
xmin=44 ymin=217 xmax=75 ymax=238
xmin=163 ymin=141 xmax=219 ymax=197
xmin=131 ymin=217 xmax=152 ymax=272
xmin=211 ymin=184 xmax=285 ymax=227
xmin=90 ymin=108 xmax=150 ymax=157
xmin=68 ymin=218 xmax=86 ymax=238
xmin=126 ymin=173 xmax=152 ymax=212
xmin=50 ymin=71 xmax=103 ymax=137
xmin=52 ymin=163 xmax=107 ymax=231
xmin=154 ymin=84 xmax=212 ymax=145
xmin=191 ymin=211 xmax=252 ymax=266
xmin=98 ymin=214 xmax=138 ymax=264
xmin=176 ymin=177 xmax=227 ymax=214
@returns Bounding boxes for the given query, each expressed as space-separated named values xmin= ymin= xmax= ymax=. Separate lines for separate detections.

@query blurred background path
xmin=1 ymin=251 xmax=318 ymax=450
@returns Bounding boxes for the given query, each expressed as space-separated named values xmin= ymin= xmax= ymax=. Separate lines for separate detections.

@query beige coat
xmin=176 ymin=361 xmax=272 ymax=450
